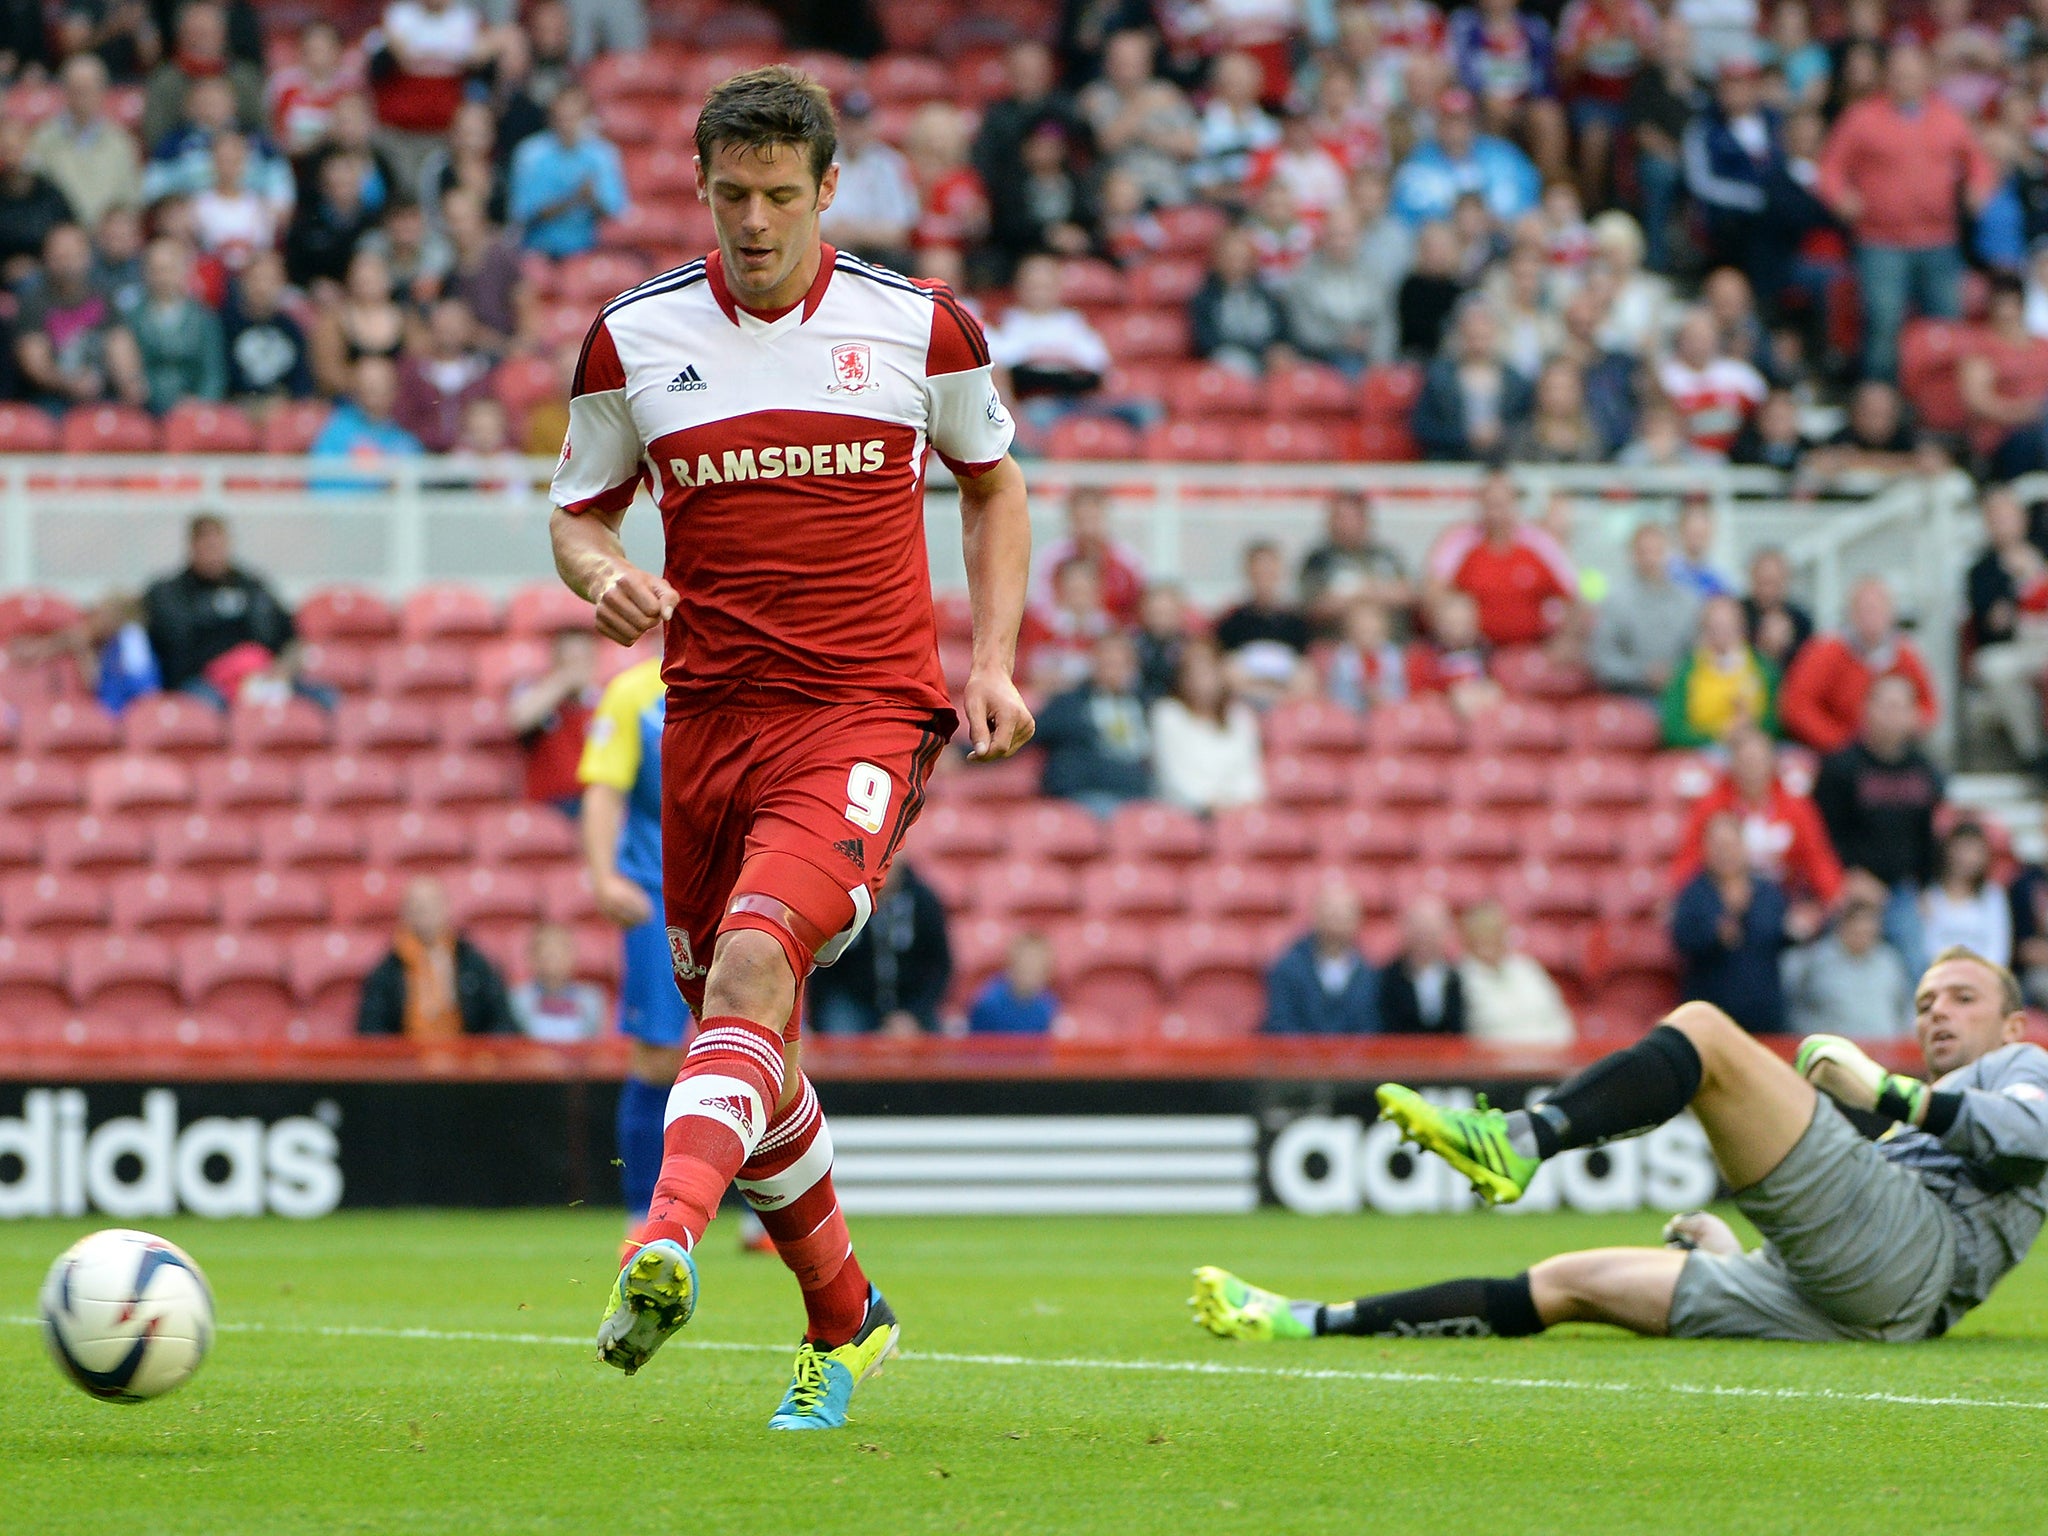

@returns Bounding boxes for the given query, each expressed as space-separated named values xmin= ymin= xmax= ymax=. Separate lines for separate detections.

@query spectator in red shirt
xmin=1424 ymin=470 xmax=1578 ymax=648
xmin=1671 ymin=725 xmax=1844 ymax=911
xmin=1967 ymin=274 xmax=2048 ymax=479
xmin=1030 ymin=485 xmax=1145 ymax=626
xmin=1778 ymin=576 xmax=1940 ymax=755
xmin=1407 ymin=588 xmax=1505 ymax=718
xmin=509 ymin=628 xmax=598 ymax=812
xmin=1816 ymin=41 xmax=1999 ymax=382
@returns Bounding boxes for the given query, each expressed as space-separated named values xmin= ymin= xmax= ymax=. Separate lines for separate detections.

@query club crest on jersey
xmin=828 ymin=342 xmax=878 ymax=393
xmin=667 ymin=926 xmax=708 ymax=982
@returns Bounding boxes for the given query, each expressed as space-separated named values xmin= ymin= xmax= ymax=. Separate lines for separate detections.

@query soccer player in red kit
xmin=548 ymin=68 xmax=1034 ymax=1429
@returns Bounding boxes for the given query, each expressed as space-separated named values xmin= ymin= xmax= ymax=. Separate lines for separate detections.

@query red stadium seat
xmin=0 ymin=934 xmax=67 ymax=1030
xmin=1156 ymin=203 xmax=1228 ymax=256
xmin=400 ymin=584 xmax=502 ymax=641
xmin=1648 ymin=752 xmax=1720 ymax=805
xmin=1391 ymin=861 xmax=1492 ymax=912
xmin=620 ymin=144 xmax=696 ymax=197
xmin=1598 ymin=862 xmax=1669 ymax=925
xmin=1318 ymin=805 xmax=1421 ymax=862
xmin=979 ymin=858 xmax=1080 ymax=917
xmin=1212 ymin=805 xmax=1317 ymax=865
xmin=110 ymin=870 xmax=217 ymax=936
xmin=594 ymin=96 xmax=664 ymax=146
xmin=1261 ymin=699 xmax=1368 ymax=755
xmin=1570 ymin=696 xmax=1662 ymax=754
xmin=261 ymin=400 xmax=332 ymax=453
xmin=43 ymin=813 xmax=150 ymax=870
xmin=1080 ymin=859 xmax=1184 ymax=918
xmin=1346 ymin=419 xmax=1419 ymax=462
xmin=18 ymin=698 xmax=119 ymax=757
xmin=297 ymin=585 xmax=399 ymax=641
xmin=1141 ymin=419 xmax=1239 ymax=461
xmin=556 ymin=250 xmax=653 ymax=306
xmin=1168 ymin=363 xmax=1263 ymax=419
xmin=335 ymin=696 xmax=440 ymax=754
xmin=438 ymin=695 xmax=517 ymax=750
xmin=219 ymin=869 xmax=328 ymax=932
xmin=1466 ymin=699 xmax=1565 ymax=755
xmin=1523 ymin=806 xmax=1621 ymax=865
xmin=1489 ymin=646 xmax=1593 ymax=699
xmin=1003 ymin=800 xmax=1105 ymax=861
xmin=492 ymin=355 xmax=563 ymax=424
xmin=947 ymin=913 xmax=1014 ymax=995
xmin=1043 ymin=414 xmax=1142 ymax=461
xmin=288 ymin=928 xmax=387 ymax=1025
xmin=227 ymin=697 xmax=334 ymax=756
xmin=1157 ymin=920 xmax=1267 ymax=1038
xmin=1056 ymin=918 xmax=1165 ymax=1023
xmin=929 ymin=754 xmax=1036 ymax=803
xmin=1446 ymin=754 xmax=1550 ymax=809
xmin=0 ymin=817 xmax=37 ymax=872
xmin=0 ymin=402 xmax=58 ymax=452
xmin=1095 ymin=308 xmax=1192 ymax=361
xmin=473 ymin=804 xmax=577 ymax=866
xmin=178 ymin=932 xmax=291 ymax=1029
xmin=1422 ymin=807 xmax=1522 ymax=864
xmin=1551 ymin=753 xmax=1652 ymax=809
xmin=61 ymin=404 xmax=158 ymax=453
xmin=150 ymin=809 xmax=259 ymax=870
xmin=908 ymin=801 xmax=1006 ymax=861
xmin=120 ymin=694 xmax=225 ymax=757
xmin=1499 ymin=859 xmax=1597 ymax=918
xmin=259 ymin=810 xmax=365 ymax=871
xmin=85 ymin=754 xmax=192 ymax=814
xmin=1189 ymin=860 xmax=1291 ymax=920
xmin=1358 ymin=364 xmax=1423 ymax=421
xmin=1056 ymin=259 xmax=1123 ymax=307
xmin=373 ymin=642 xmax=475 ymax=697
xmin=1263 ymin=364 xmax=1355 ymax=418
xmin=365 ymin=808 xmax=473 ymax=872
xmin=504 ymin=581 xmax=594 ymax=636
xmin=0 ymin=587 xmax=81 ymax=641
xmin=1622 ymin=806 xmax=1688 ymax=865
xmin=0 ymin=756 xmax=83 ymax=815
xmin=301 ymin=754 xmax=403 ymax=810
xmin=66 ymin=933 xmax=178 ymax=1018
xmin=447 ymin=866 xmax=542 ymax=927
xmin=1107 ymin=803 xmax=1210 ymax=861
xmin=585 ymin=49 xmax=680 ymax=98
xmin=1240 ymin=419 xmax=1338 ymax=461
xmin=1350 ymin=753 xmax=1448 ymax=807
xmin=3 ymin=870 xmax=109 ymax=931
xmin=1128 ymin=259 xmax=1205 ymax=306
xmin=161 ymin=401 xmax=259 ymax=452
xmin=1364 ymin=697 xmax=1463 ymax=753
xmin=193 ymin=753 xmax=300 ymax=812
xmin=868 ymin=51 xmax=949 ymax=102
xmin=301 ymin=638 xmax=379 ymax=694
xmin=1264 ymin=753 xmax=1346 ymax=807
xmin=331 ymin=867 xmax=406 ymax=929
xmin=408 ymin=750 xmax=518 ymax=807
xmin=541 ymin=865 xmax=601 ymax=924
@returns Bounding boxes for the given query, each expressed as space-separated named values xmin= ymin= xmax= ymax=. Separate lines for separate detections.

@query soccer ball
xmin=40 ymin=1229 xmax=214 ymax=1403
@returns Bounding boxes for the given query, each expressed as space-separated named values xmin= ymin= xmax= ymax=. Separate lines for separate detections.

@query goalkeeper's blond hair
xmin=1925 ymin=945 xmax=2024 ymax=1017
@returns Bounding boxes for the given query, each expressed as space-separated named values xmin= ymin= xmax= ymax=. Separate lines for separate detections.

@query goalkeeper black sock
xmin=1317 ymin=1273 xmax=1544 ymax=1338
xmin=1507 ymin=1023 xmax=1703 ymax=1159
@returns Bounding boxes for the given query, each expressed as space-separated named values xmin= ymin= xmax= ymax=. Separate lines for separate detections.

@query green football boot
xmin=1189 ymin=1266 xmax=1314 ymax=1341
xmin=1375 ymin=1083 xmax=1540 ymax=1206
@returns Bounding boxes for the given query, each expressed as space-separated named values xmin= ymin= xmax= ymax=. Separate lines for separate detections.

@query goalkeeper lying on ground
xmin=1195 ymin=945 xmax=2048 ymax=1343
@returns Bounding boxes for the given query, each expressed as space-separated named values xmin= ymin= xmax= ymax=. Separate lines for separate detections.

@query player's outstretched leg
xmin=597 ymin=1014 xmax=787 ymax=1373
xmin=1378 ymin=1017 xmax=1707 ymax=1205
xmin=738 ymin=1074 xmax=897 ymax=1429
xmin=1189 ymin=1266 xmax=1315 ymax=1339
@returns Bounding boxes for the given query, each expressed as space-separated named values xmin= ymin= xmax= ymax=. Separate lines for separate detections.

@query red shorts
xmin=659 ymin=699 xmax=950 ymax=1039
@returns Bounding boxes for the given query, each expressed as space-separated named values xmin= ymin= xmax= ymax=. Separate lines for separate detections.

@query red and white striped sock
xmin=735 ymin=1074 xmax=871 ymax=1348
xmin=636 ymin=1017 xmax=786 ymax=1253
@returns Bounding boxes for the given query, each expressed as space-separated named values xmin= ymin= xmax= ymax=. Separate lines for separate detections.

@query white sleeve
xmin=550 ymin=317 xmax=644 ymax=516
xmin=926 ymin=364 xmax=1014 ymax=477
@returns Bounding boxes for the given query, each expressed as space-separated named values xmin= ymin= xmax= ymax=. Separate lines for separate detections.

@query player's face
xmin=1914 ymin=959 xmax=2024 ymax=1078
xmin=697 ymin=141 xmax=840 ymax=309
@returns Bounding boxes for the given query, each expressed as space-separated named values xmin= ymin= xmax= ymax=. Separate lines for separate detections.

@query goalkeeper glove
xmin=1794 ymin=1034 xmax=1929 ymax=1125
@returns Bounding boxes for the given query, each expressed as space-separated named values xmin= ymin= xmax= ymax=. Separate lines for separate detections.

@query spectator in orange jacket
xmin=1670 ymin=725 xmax=1844 ymax=914
xmin=1776 ymin=577 xmax=1938 ymax=755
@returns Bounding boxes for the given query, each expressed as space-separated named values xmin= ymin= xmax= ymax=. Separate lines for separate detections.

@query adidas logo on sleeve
xmin=667 ymin=365 xmax=707 ymax=392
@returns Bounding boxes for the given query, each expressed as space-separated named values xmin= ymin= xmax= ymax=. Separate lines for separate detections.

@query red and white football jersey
xmin=1657 ymin=355 xmax=1766 ymax=456
xmin=551 ymin=245 xmax=1014 ymax=718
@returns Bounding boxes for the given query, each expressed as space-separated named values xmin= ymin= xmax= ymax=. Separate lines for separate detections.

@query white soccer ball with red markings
xmin=40 ymin=1228 xmax=214 ymax=1402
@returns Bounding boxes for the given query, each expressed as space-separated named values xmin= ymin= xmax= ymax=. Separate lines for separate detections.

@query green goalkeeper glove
xmin=1794 ymin=1034 xmax=1930 ymax=1125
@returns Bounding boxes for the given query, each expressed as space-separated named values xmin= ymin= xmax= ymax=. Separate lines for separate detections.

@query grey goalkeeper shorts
xmin=1667 ymin=1097 xmax=1956 ymax=1343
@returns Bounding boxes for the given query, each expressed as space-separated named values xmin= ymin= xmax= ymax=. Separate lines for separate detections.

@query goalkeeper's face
xmin=1914 ymin=958 xmax=2026 ymax=1078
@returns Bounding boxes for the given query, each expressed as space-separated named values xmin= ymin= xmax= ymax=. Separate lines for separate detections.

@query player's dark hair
xmin=695 ymin=66 xmax=837 ymax=186
xmin=1927 ymin=944 xmax=2024 ymax=1016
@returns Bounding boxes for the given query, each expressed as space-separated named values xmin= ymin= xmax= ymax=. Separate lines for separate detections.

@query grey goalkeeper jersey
xmin=1876 ymin=1041 xmax=2048 ymax=1329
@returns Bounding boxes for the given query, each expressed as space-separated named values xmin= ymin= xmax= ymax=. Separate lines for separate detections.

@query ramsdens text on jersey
xmin=668 ymin=440 xmax=887 ymax=487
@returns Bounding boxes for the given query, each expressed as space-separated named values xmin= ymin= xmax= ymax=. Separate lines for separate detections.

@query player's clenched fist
xmin=963 ymin=665 xmax=1034 ymax=760
xmin=591 ymin=566 xmax=679 ymax=646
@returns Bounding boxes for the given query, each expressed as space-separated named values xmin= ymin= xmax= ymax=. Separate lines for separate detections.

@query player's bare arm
xmin=548 ymin=503 xmax=677 ymax=646
xmin=578 ymin=781 xmax=653 ymax=929
xmin=957 ymin=453 xmax=1034 ymax=760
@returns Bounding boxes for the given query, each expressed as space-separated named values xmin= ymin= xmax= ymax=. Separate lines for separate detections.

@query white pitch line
xmin=10 ymin=1315 xmax=2047 ymax=1414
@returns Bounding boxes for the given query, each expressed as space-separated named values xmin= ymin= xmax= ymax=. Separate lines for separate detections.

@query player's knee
xmin=1662 ymin=1000 xmax=1740 ymax=1061
xmin=703 ymin=928 xmax=796 ymax=1020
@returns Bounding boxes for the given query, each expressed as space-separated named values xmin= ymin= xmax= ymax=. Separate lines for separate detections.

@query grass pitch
xmin=3 ymin=1208 xmax=2046 ymax=1534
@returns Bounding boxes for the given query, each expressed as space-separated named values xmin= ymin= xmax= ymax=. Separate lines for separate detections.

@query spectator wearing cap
xmin=1779 ymin=577 xmax=1939 ymax=756
xmin=15 ymin=222 xmax=145 ymax=409
xmin=1818 ymin=41 xmax=1998 ymax=382
xmin=985 ymin=252 xmax=1112 ymax=426
xmin=820 ymin=91 xmax=919 ymax=271
xmin=1424 ymin=471 xmax=1576 ymax=648
xmin=121 ymin=237 xmax=226 ymax=415
xmin=1781 ymin=895 xmax=1913 ymax=1039
xmin=1412 ymin=302 xmax=1531 ymax=461
xmin=1591 ymin=521 xmax=1700 ymax=697
xmin=140 ymin=0 xmax=265 ymax=152
xmin=988 ymin=118 xmax=1098 ymax=270
xmin=27 ymin=54 xmax=139 ymax=231
xmin=1190 ymin=50 xmax=1280 ymax=198
xmin=1391 ymin=88 xmax=1540 ymax=228
xmin=1672 ymin=724 xmax=1844 ymax=909
xmin=1032 ymin=485 xmax=1145 ymax=627
xmin=223 ymin=249 xmax=313 ymax=402
xmin=1459 ymin=898 xmax=1574 ymax=1046
xmin=1672 ymin=810 xmax=1799 ymax=1034
xmin=1660 ymin=594 xmax=1779 ymax=749
xmin=1190 ymin=225 xmax=1292 ymax=375
xmin=1264 ymin=877 xmax=1381 ymax=1035
xmin=507 ymin=83 xmax=626 ymax=261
